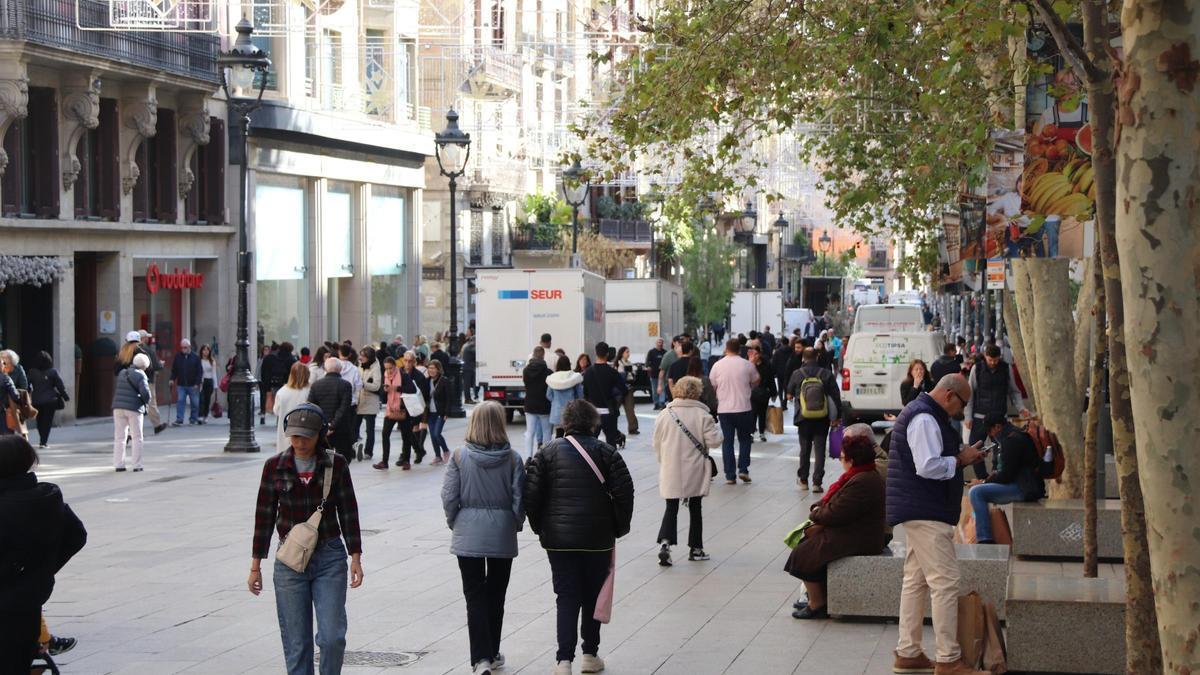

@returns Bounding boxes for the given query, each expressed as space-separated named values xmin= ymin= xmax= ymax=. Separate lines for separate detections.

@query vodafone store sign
xmin=145 ymin=263 xmax=204 ymax=294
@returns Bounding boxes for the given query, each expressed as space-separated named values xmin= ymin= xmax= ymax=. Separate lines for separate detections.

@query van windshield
xmin=852 ymin=305 xmax=924 ymax=333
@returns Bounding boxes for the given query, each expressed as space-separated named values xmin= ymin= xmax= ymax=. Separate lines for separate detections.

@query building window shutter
xmin=32 ymin=89 xmax=58 ymax=218
xmin=131 ymin=139 xmax=148 ymax=222
xmin=154 ymin=108 xmax=177 ymax=222
xmin=98 ymin=99 xmax=119 ymax=221
xmin=204 ymin=118 xmax=225 ymax=225
xmin=1 ymin=124 xmax=18 ymax=216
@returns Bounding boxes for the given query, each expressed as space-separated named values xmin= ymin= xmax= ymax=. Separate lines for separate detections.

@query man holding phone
xmin=887 ymin=374 xmax=989 ymax=675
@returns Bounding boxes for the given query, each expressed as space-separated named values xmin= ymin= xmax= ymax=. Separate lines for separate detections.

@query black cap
xmin=983 ymin=412 xmax=1007 ymax=430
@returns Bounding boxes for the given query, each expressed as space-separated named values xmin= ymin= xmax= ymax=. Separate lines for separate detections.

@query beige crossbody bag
xmin=276 ymin=454 xmax=334 ymax=573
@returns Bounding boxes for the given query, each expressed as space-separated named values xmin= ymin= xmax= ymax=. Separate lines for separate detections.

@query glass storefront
xmin=255 ymin=177 xmax=310 ymax=346
xmin=368 ymin=186 xmax=407 ymax=343
xmin=133 ymin=257 xmax=203 ymax=401
xmin=322 ymin=181 xmax=354 ymax=339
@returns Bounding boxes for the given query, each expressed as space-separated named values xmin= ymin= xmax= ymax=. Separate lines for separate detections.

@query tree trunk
xmin=1082 ymin=240 xmax=1105 ymax=577
xmin=1073 ymin=257 xmax=1096 ymax=396
xmin=1010 ymin=259 xmax=1042 ymax=410
xmin=1079 ymin=0 xmax=1163 ymax=667
xmin=1026 ymin=258 xmax=1085 ymax=499
xmin=1003 ymin=289 xmax=1037 ymax=410
xmin=1116 ymin=1 xmax=1200 ymax=670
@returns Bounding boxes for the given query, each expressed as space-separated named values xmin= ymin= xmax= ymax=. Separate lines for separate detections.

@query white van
xmin=852 ymin=304 xmax=926 ymax=334
xmin=841 ymin=331 xmax=944 ymax=419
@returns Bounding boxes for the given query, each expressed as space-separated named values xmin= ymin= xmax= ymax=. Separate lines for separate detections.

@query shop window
xmin=132 ymin=108 xmax=177 ymax=223
xmin=185 ymin=117 xmax=225 ymax=225
xmin=74 ymin=98 xmax=120 ymax=220
xmin=251 ymin=2 xmax=282 ymax=92
xmin=368 ymin=186 xmax=408 ymax=343
xmin=255 ymin=178 xmax=310 ymax=345
xmin=2 ymin=87 xmax=59 ymax=218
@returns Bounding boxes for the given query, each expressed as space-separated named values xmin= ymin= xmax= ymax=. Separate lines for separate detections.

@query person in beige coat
xmin=653 ymin=376 xmax=723 ymax=566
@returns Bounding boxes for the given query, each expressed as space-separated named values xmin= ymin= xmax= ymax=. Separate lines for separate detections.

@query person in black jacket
xmin=524 ymin=400 xmax=634 ymax=675
xmin=581 ymin=342 xmax=627 ymax=448
xmin=170 ymin=339 xmax=204 ymax=426
xmin=0 ymin=436 xmax=87 ymax=671
xmin=522 ymin=347 xmax=553 ymax=457
xmin=771 ymin=339 xmax=794 ymax=412
xmin=26 ymin=352 xmax=69 ymax=448
xmin=425 ymin=359 xmax=453 ymax=464
xmin=900 ymin=359 xmax=935 ymax=406
xmin=967 ymin=412 xmax=1054 ymax=543
xmin=747 ymin=344 xmax=777 ymax=441
xmin=307 ymin=358 xmax=355 ymax=462
xmin=928 ymin=342 xmax=961 ymax=384
xmin=786 ymin=348 xmax=843 ymax=493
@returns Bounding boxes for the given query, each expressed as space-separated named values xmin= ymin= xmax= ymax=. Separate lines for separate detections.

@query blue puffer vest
xmin=886 ymin=393 xmax=963 ymax=526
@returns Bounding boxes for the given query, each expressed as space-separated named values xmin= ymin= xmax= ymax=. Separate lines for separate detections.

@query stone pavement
xmin=36 ymin=406 xmax=939 ymax=675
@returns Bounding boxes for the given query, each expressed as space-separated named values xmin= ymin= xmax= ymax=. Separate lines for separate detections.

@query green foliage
xmin=810 ymin=252 xmax=864 ymax=279
xmin=521 ymin=193 xmax=573 ymax=227
xmin=680 ymin=225 xmax=737 ymax=329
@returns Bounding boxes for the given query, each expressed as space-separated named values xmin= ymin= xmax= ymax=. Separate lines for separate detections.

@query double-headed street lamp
xmin=561 ymin=159 xmax=589 ymax=267
xmin=219 ymin=18 xmax=270 ymax=453
xmin=435 ymin=108 xmax=471 ymax=418
xmin=736 ymin=201 xmax=757 ymax=287
xmin=774 ymin=212 xmax=788 ymax=292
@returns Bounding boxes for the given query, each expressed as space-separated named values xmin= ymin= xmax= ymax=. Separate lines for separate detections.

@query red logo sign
xmin=530 ymin=289 xmax=564 ymax=300
xmin=146 ymin=263 xmax=204 ymax=294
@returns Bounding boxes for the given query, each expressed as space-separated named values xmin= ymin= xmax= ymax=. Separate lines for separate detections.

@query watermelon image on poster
xmin=1075 ymin=124 xmax=1093 ymax=156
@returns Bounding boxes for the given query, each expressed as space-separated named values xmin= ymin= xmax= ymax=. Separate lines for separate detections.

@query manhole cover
xmin=318 ymin=651 xmax=424 ymax=667
xmin=187 ymin=455 xmax=260 ymax=463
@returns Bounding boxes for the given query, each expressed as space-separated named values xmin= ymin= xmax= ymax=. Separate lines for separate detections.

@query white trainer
xmin=472 ymin=659 xmax=493 ymax=675
xmin=580 ymin=654 xmax=605 ymax=673
xmin=552 ymin=660 xmax=573 ymax=674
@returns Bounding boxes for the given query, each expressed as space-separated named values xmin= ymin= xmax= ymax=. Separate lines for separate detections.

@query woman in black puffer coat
xmin=0 ymin=436 xmax=87 ymax=671
xmin=524 ymin=400 xmax=634 ymax=674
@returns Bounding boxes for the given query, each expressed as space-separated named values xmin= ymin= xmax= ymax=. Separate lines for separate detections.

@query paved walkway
xmin=37 ymin=406 xmax=933 ymax=674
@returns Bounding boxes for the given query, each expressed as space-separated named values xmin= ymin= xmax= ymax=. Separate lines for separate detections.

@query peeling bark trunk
xmin=1117 ymin=0 xmax=1200 ymax=670
xmin=1026 ymin=258 xmax=1085 ymax=500
xmin=1011 ymin=260 xmax=1042 ymax=410
xmin=1003 ymin=290 xmax=1037 ymax=410
xmin=1083 ymin=242 xmax=1104 ymax=578
xmin=1081 ymin=0 xmax=1163 ymax=668
xmin=1073 ymin=257 xmax=1096 ymax=396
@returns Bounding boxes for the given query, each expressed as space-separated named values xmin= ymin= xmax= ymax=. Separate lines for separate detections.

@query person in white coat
xmin=271 ymin=362 xmax=311 ymax=452
xmin=355 ymin=346 xmax=383 ymax=460
xmin=653 ymin=376 xmax=723 ymax=566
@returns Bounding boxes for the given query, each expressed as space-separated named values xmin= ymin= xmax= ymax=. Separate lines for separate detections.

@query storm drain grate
xmin=318 ymin=651 xmax=424 ymax=667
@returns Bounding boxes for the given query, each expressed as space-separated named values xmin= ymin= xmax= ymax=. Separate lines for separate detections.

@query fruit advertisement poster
xmin=1018 ymin=25 xmax=1092 ymax=258
xmin=985 ymin=130 xmax=1025 ymax=259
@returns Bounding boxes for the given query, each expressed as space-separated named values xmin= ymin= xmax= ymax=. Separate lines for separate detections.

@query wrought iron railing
xmin=511 ymin=226 xmax=561 ymax=251
xmin=5 ymin=0 xmax=220 ymax=84
xmin=598 ymin=219 xmax=652 ymax=243
xmin=782 ymin=244 xmax=816 ymax=262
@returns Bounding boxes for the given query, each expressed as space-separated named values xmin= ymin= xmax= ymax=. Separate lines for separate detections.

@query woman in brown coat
xmin=784 ymin=433 xmax=885 ymax=619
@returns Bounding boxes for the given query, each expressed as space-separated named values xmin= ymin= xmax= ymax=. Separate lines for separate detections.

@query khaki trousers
xmin=896 ymin=519 xmax=961 ymax=663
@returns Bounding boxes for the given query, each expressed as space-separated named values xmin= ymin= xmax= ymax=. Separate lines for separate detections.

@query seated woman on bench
xmin=968 ymin=412 xmax=1056 ymax=544
xmin=784 ymin=434 xmax=886 ymax=619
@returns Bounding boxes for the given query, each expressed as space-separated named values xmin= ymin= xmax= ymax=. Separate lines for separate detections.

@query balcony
xmin=782 ymin=244 xmax=817 ymax=262
xmin=598 ymin=219 xmax=652 ymax=245
xmin=868 ymin=249 xmax=890 ymax=270
xmin=511 ymin=226 xmax=561 ymax=252
xmin=4 ymin=0 xmax=220 ymax=84
xmin=463 ymin=46 xmax=522 ymax=100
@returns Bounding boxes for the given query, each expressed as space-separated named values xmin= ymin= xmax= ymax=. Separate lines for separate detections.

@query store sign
xmin=986 ymin=258 xmax=1006 ymax=290
xmin=145 ymin=263 xmax=204 ymax=294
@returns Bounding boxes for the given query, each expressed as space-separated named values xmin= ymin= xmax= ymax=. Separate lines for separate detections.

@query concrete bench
xmin=1006 ymin=574 xmax=1125 ymax=674
xmin=1008 ymin=500 xmax=1123 ymax=561
xmin=1104 ymin=455 xmax=1118 ymax=498
xmin=827 ymin=541 xmax=1010 ymax=620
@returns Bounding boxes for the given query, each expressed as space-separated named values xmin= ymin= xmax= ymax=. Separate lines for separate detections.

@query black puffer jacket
xmin=524 ymin=434 xmax=634 ymax=551
xmin=307 ymin=372 xmax=354 ymax=441
xmin=0 ymin=473 xmax=87 ymax=610
xmin=522 ymin=358 xmax=553 ymax=415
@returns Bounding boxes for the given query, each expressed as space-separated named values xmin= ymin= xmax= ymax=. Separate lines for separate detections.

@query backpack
xmin=1023 ymin=418 xmax=1065 ymax=482
xmin=798 ymin=372 xmax=828 ymax=420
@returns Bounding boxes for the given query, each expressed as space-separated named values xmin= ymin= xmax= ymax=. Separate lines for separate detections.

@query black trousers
xmin=35 ymin=408 xmax=55 ymax=445
xmin=968 ymin=418 xmax=990 ymax=479
xmin=599 ymin=411 xmax=621 ymax=446
xmin=0 ymin=605 xmax=39 ymax=673
xmin=356 ymin=414 xmax=376 ymax=457
xmin=457 ymin=556 xmax=513 ymax=666
xmin=657 ymin=497 xmax=703 ymax=549
xmin=753 ymin=403 xmax=769 ymax=434
xmin=399 ymin=416 xmax=422 ymax=464
xmin=381 ymin=416 xmax=399 ymax=463
xmin=796 ymin=420 xmax=830 ymax=485
xmin=199 ymin=378 xmax=214 ymax=419
xmin=547 ymin=550 xmax=610 ymax=663
xmin=776 ymin=376 xmax=789 ymax=410
xmin=258 ymin=380 xmax=269 ymax=415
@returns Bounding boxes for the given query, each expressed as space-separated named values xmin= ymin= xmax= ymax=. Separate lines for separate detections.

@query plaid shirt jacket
xmin=252 ymin=449 xmax=363 ymax=559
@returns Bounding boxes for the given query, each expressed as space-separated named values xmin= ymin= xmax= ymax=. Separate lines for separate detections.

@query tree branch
xmin=1025 ymin=0 xmax=1105 ymax=82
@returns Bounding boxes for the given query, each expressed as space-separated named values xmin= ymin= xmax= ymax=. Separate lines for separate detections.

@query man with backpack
xmin=786 ymin=348 xmax=842 ymax=492
xmin=967 ymin=412 xmax=1057 ymax=543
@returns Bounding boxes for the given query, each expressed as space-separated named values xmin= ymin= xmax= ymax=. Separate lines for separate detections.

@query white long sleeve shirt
xmin=908 ymin=413 xmax=958 ymax=480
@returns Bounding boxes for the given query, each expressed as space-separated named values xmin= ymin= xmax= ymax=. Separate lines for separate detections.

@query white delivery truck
xmin=729 ymin=289 xmax=784 ymax=337
xmin=605 ymin=279 xmax=683 ymax=399
xmin=840 ymin=330 xmax=945 ymax=420
xmin=475 ymin=268 xmax=606 ymax=420
xmin=851 ymin=304 xmax=927 ymax=334
xmin=783 ymin=307 xmax=814 ymax=338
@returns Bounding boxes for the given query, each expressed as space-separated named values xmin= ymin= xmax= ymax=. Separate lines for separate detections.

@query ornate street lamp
xmin=738 ymin=200 xmax=758 ymax=235
xmin=643 ymin=189 xmax=665 ymax=278
xmin=818 ymin=229 xmax=834 ymax=275
xmin=561 ymin=159 xmax=589 ymax=266
xmin=774 ymin=212 xmax=788 ymax=293
xmin=435 ymin=108 xmax=471 ymax=418
xmin=218 ymin=18 xmax=270 ymax=453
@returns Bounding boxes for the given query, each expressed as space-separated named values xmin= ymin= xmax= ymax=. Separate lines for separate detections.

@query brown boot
xmin=893 ymin=651 xmax=935 ymax=673
xmin=933 ymin=659 xmax=990 ymax=675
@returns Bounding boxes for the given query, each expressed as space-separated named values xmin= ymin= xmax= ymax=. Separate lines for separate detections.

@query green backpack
xmin=799 ymin=375 xmax=828 ymax=420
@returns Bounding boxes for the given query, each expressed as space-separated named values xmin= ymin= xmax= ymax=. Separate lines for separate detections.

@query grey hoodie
xmin=441 ymin=442 xmax=526 ymax=558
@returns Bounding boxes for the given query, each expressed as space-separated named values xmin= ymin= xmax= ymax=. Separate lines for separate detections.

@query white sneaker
xmin=472 ymin=659 xmax=493 ymax=674
xmin=552 ymin=660 xmax=573 ymax=675
xmin=580 ymin=654 xmax=605 ymax=673
xmin=491 ymin=653 xmax=505 ymax=669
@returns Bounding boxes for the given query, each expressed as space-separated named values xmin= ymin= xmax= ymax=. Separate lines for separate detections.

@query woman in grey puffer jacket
xmin=441 ymin=400 xmax=525 ymax=675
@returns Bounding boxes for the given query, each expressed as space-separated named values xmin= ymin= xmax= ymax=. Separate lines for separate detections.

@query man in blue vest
xmin=888 ymin=374 xmax=988 ymax=675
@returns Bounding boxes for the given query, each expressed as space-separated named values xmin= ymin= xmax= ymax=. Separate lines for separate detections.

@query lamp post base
xmin=224 ymin=374 xmax=261 ymax=453
xmin=446 ymin=357 xmax=467 ymax=419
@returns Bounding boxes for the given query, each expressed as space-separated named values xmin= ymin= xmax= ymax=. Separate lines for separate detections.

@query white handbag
xmin=401 ymin=391 xmax=426 ymax=417
xmin=275 ymin=456 xmax=333 ymax=573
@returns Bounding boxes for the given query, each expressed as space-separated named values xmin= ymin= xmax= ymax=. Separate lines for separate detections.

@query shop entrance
xmin=134 ymin=259 xmax=201 ymax=403
xmin=0 ymin=282 xmax=54 ymax=362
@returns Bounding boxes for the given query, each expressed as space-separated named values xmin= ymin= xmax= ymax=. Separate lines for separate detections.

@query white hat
xmin=138 ymin=329 xmax=152 ymax=339
xmin=132 ymin=353 xmax=151 ymax=370
xmin=125 ymin=331 xmax=141 ymax=343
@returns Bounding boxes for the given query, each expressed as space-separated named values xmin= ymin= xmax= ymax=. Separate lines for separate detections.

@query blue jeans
xmin=1043 ymin=219 xmax=1060 ymax=258
xmin=525 ymin=413 xmax=551 ymax=456
xmin=969 ymin=482 xmax=1024 ymax=542
xmin=654 ymin=378 xmax=666 ymax=407
xmin=273 ymin=539 xmax=349 ymax=675
xmin=428 ymin=414 xmax=451 ymax=459
xmin=175 ymin=385 xmax=199 ymax=422
xmin=718 ymin=410 xmax=755 ymax=480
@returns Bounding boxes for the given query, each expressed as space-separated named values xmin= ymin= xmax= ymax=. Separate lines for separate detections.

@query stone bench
xmin=1005 ymin=574 xmax=1125 ymax=674
xmin=1104 ymin=455 xmax=1118 ymax=498
xmin=1008 ymin=499 xmax=1123 ymax=561
xmin=827 ymin=541 xmax=1010 ymax=620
